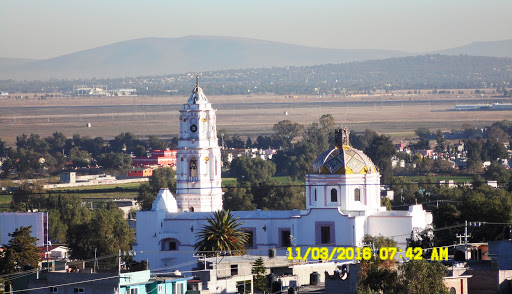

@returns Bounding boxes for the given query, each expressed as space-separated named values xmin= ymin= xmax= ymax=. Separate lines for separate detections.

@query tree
xmin=396 ymin=260 xmax=448 ymax=294
xmin=434 ymin=129 xmax=446 ymax=152
xmin=223 ymin=185 xmax=257 ymax=211
xmin=252 ymin=257 xmax=267 ymax=291
xmin=96 ymin=153 xmax=132 ymax=173
xmin=357 ymin=235 xmax=397 ymax=293
xmin=146 ymin=135 xmax=169 ymax=151
xmin=0 ymin=226 xmax=40 ymax=274
xmin=194 ymin=210 xmax=249 ymax=256
xmin=137 ymin=167 xmax=177 ymax=210
xmin=415 ymin=128 xmax=432 ymax=139
xmin=69 ymin=146 xmax=92 ymax=167
xmin=272 ymin=120 xmax=304 ymax=148
xmin=67 ymin=203 xmax=134 ymax=259
xmin=230 ymin=157 xmax=276 ymax=185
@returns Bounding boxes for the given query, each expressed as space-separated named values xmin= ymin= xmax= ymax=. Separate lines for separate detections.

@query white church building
xmin=134 ymin=82 xmax=432 ymax=271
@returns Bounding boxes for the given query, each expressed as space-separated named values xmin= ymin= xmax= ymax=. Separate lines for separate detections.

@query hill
xmin=0 ymin=36 xmax=406 ymax=80
xmin=436 ymin=39 xmax=512 ymax=58
xmin=2 ymin=55 xmax=511 ymax=95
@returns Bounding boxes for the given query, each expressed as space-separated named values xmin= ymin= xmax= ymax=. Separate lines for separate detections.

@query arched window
xmin=189 ymin=207 xmax=195 ymax=212
xmin=160 ymin=238 xmax=179 ymax=251
xmin=190 ymin=158 xmax=198 ymax=177
xmin=354 ymin=188 xmax=361 ymax=202
xmin=330 ymin=188 xmax=338 ymax=203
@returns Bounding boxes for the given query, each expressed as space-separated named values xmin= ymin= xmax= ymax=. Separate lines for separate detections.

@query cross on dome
xmin=188 ymin=75 xmax=209 ymax=104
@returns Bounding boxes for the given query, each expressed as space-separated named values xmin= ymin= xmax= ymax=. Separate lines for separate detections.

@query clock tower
xmin=175 ymin=78 xmax=223 ymax=212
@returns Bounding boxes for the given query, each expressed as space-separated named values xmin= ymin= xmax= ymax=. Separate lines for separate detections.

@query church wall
xmin=367 ymin=215 xmax=414 ymax=246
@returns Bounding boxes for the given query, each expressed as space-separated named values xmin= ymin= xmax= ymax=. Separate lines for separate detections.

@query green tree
xmin=357 ymin=235 xmax=397 ymax=293
xmin=96 ymin=153 xmax=132 ymax=173
xmin=194 ymin=210 xmax=249 ymax=256
xmin=223 ymin=185 xmax=257 ymax=211
xmin=69 ymin=146 xmax=92 ymax=167
xmin=0 ymin=226 xmax=40 ymax=274
xmin=252 ymin=257 xmax=267 ymax=291
xmin=415 ymin=128 xmax=432 ymax=139
xmin=230 ymin=157 xmax=276 ymax=185
xmin=146 ymin=135 xmax=169 ymax=151
xmin=67 ymin=203 xmax=134 ymax=259
xmin=272 ymin=120 xmax=304 ymax=148
xmin=137 ymin=167 xmax=177 ymax=210
xmin=396 ymin=260 xmax=448 ymax=294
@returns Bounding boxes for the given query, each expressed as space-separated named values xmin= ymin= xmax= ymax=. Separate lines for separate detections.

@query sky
xmin=1 ymin=0 xmax=511 ymax=59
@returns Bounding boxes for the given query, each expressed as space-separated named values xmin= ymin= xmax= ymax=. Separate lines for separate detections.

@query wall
xmin=0 ymin=212 xmax=46 ymax=247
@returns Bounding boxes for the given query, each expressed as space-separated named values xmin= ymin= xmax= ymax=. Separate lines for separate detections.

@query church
xmin=134 ymin=82 xmax=432 ymax=271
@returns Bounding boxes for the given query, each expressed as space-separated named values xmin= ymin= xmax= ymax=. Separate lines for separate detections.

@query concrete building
xmin=134 ymin=82 xmax=432 ymax=273
xmin=25 ymin=269 xmax=191 ymax=294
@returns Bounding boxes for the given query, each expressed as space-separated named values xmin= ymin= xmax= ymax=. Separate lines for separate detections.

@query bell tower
xmin=175 ymin=78 xmax=223 ymax=212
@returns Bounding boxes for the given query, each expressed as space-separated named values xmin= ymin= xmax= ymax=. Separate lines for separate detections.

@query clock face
xmin=190 ymin=124 xmax=198 ymax=133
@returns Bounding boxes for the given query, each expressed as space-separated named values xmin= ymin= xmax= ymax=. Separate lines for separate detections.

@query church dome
xmin=310 ymin=128 xmax=377 ymax=175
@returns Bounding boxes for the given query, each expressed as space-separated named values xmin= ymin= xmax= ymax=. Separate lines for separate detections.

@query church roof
xmin=187 ymin=76 xmax=209 ymax=104
xmin=310 ymin=128 xmax=377 ymax=175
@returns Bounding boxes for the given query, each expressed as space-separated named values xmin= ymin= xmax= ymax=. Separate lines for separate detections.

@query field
xmin=1 ymin=91 xmax=512 ymax=144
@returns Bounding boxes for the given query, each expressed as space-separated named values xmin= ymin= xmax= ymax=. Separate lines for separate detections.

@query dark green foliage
xmin=67 ymin=203 xmax=134 ymax=259
xmin=194 ymin=210 xmax=249 ymax=256
xmin=96 ymin=152 xmax=132 ymax=172
xmin=230 ymin=157 xmax=276 ymax=185
xmin=223 ymin=185 xmax=257 ymax=211
xmin=0 ymin=226 xmax=40 ymax=274
xmin=396 ymin=260 xmax=448 ymax=294
xmin=252 ymin=257 xmax=267 ymax=291
xmin=357 ymin=235 xmax=397 ymax=293
xmin=137 ymin=167 xmax=176 ymax=210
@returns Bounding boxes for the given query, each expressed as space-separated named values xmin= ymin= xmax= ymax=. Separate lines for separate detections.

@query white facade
xmin=134 ymin=85 xmax=433 ymax=273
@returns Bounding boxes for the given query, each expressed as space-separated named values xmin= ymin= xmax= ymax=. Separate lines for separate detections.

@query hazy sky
xmin=1 ymin=0 xmax=511 ymax=59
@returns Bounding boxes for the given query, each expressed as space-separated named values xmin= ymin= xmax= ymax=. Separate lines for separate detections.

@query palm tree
xmin=194 ymin=210 xmax=249 ymax=256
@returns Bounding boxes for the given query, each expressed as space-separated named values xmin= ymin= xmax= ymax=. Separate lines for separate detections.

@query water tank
xmin=266 ymin=274 xmax=275 ymax=288
xmin=310 ymin=272 xmax=320 ymax=285
xmin=268 ymin=248 xmax=276 ymax=258
xmin=271 ymin=280 xmax=282 ymax=294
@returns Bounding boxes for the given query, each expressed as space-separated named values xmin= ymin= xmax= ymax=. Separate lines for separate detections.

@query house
xmin=132 ymin=149 xmax=177 ymax=167
xmin=128 ymin=167 xmax=153 ymax=177
xmin=39 ymin=245 xmax=69 ymax=260
xmin=24 ymin=269 xmax=191 ymax=294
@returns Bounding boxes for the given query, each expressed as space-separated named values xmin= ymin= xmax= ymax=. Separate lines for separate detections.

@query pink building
xmin=132 ymin=149 xmax=177 ymax=167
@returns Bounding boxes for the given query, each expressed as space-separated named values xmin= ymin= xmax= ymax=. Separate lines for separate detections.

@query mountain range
xmin=0 ymin=36 xmax=511 ymax=80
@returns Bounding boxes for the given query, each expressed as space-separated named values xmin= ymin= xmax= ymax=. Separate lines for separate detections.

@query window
xmin=354 ymin=188 xmax=361 ymax=202
xmin=231 ymin=264 xmax=239 ymax=275
xmin=49 ymin=287 xmax=58 ymax=293
xmin=281 ymin=229 xmax=291 ymax=247
xmin=244 ymin=230 xmax=254 ymax=248
xmin=330 ymin=188 xmax=338 ymax=202
xmin=321 ymin=226 xmax=331 ymax=244
xmin=158 ymin=285 xmax=164 ymax=293
xmin=189 ymin=207 xmax=195 ymax=212
xmin=130 ymin=289 xmax=138 ymax=294
xmin=161 ymin=238 xmax=178 ymax=251
xmin=74 ymin=288 xmax=84 ymax=293
xmin=314 ymin=188 xmax=317 ymax=202
xmin=190 ymin=158 xmax=198 ymax=177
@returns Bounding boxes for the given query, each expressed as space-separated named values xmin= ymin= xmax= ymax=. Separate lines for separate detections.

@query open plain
xmin=1 ymin=91 xmax=511 ymax=144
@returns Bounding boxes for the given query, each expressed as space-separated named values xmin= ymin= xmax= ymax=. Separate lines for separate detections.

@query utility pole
xmin=455 ymin=220 xmax=471 ymax=260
